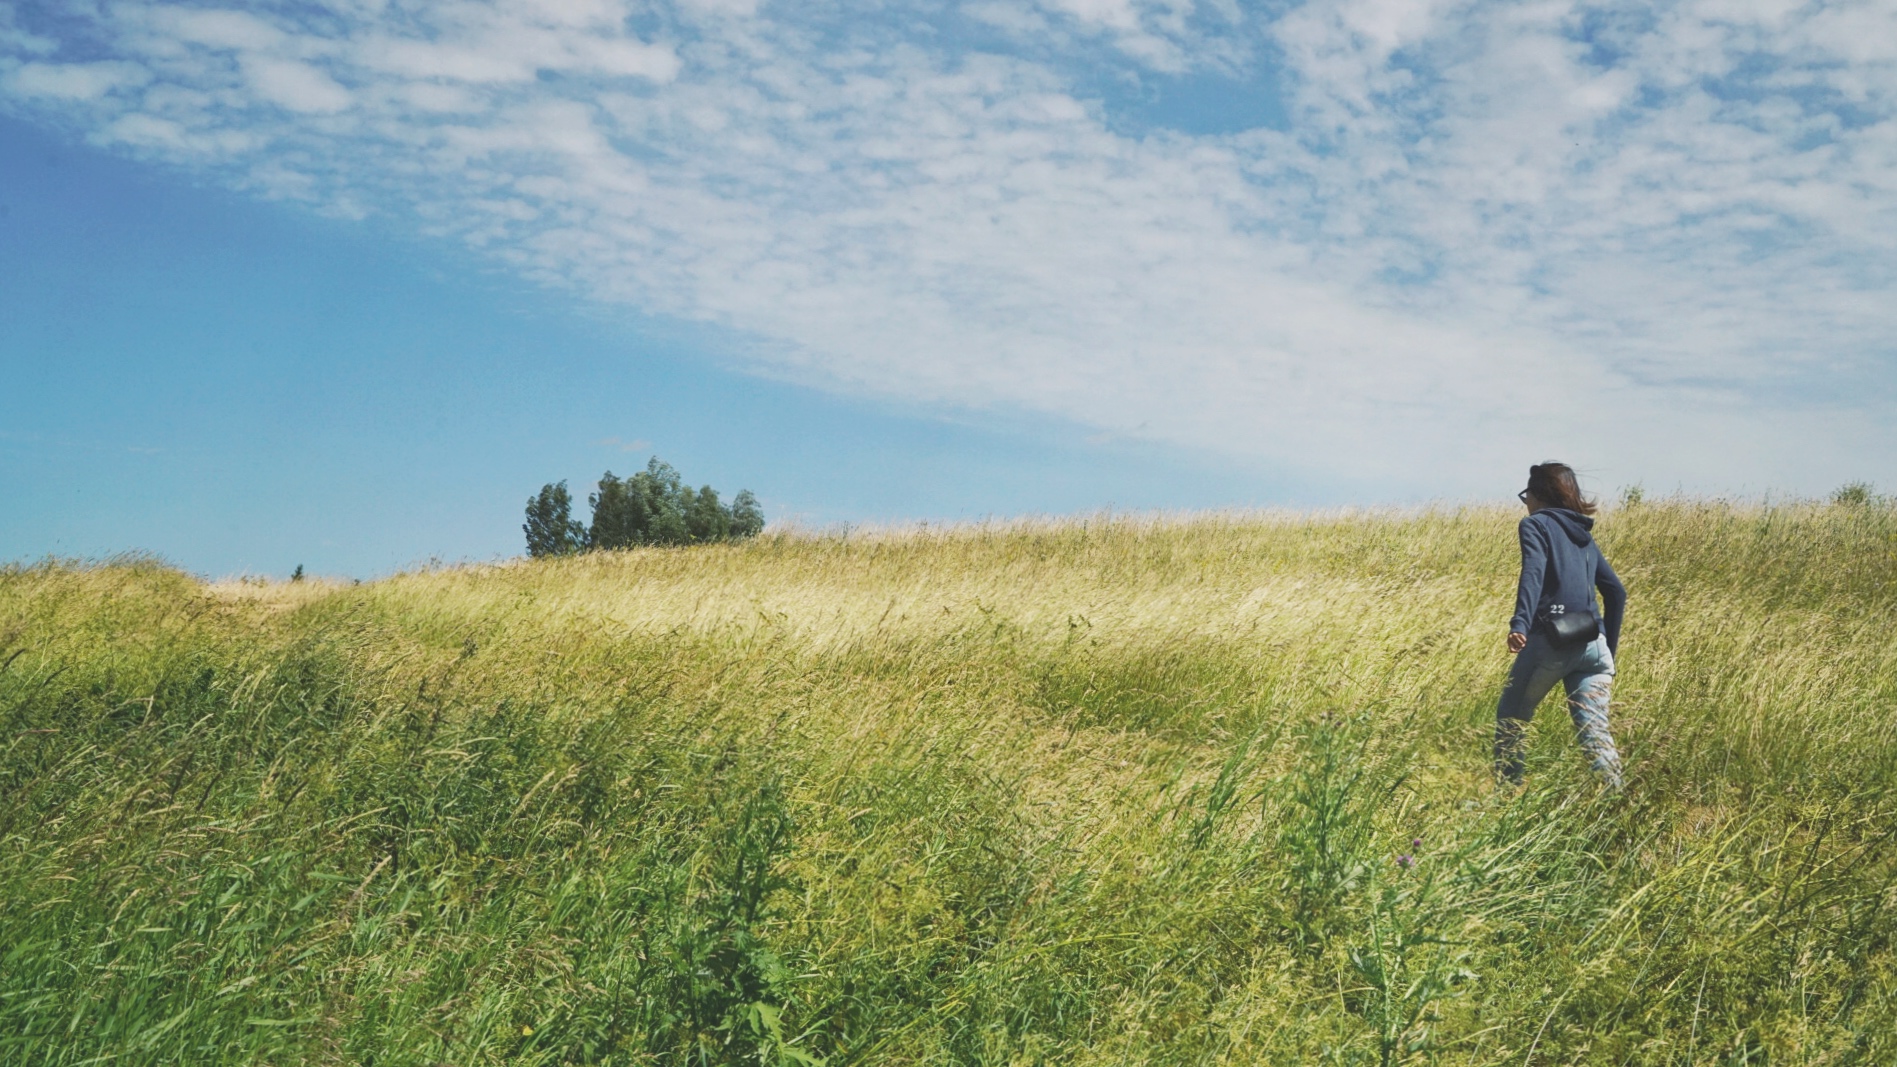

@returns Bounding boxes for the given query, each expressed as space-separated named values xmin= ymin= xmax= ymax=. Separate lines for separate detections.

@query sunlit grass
xmin=4 ymin=501 xmax=1895 ymax=1064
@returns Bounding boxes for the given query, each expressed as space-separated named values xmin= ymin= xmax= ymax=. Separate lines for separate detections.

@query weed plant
xmin=3 ymin=502 xmax=1896 ymax=1064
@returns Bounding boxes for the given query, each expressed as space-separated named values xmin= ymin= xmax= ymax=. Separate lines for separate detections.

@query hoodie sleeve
xmin=1509 ymin=517 xmax=1547 ymax=636
xmin=1595 ymin=552 xmax=1627 ymax=656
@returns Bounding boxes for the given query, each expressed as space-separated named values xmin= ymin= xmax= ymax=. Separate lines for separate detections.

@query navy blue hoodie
xmin=1510 ymin=508 xmax=1626 ymax=655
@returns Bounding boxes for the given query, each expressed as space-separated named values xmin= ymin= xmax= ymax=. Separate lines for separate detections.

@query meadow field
xmin=3 ymin=502 xmax=1895 ymax=1065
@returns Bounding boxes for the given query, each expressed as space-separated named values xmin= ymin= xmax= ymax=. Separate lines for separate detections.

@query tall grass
xmin=4 ymin=502 xmax=1896 ymax=1064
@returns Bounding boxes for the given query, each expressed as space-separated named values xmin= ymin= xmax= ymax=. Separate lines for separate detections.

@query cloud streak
xmin=4 ymin=0 xmax=1893 ymax=495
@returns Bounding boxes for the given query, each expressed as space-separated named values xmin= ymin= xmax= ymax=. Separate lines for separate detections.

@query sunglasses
xmin=1518 ymin=489 xmax=1532 ymax=503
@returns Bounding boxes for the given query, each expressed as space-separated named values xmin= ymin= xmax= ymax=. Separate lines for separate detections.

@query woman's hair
xmin=1526 ymin=462 xmax=1597 ymax=515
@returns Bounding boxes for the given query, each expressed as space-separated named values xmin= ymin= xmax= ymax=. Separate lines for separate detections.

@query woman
xmin=1496 ymin=462 xmax=1628 ymax=789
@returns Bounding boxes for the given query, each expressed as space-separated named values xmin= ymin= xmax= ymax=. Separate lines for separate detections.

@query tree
xmin=633 ymin=458 xmax=690 ymax=545
xmin=730 ymin=490 xmax=765 ymax=539
xmin=589 ymin=471 xmax=652 ymax=550
xmin=526 ymin=458 xmax=764 ymax=556
xmin=524 ymin=481 xmax=587 ymax=557
xmin=685 ymin=485 xmax=732 ymax=543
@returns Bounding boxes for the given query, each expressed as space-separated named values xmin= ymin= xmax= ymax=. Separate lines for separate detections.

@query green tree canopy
xmin=729 ymin=490 xmax=765 ymax=539
xmin=528 ymin=458 xmax=764 ymax=557
xmin=587 ymin=471 xmax=652 ymax=551
xmin=523 ymin=481 xmax=587 ymax=558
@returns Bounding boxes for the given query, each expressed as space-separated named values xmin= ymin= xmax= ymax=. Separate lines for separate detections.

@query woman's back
xmin=1496 ymin=462 xmax=1627 ymax=789
xmin=1511 ymin=507 xmax=1626 ymax=655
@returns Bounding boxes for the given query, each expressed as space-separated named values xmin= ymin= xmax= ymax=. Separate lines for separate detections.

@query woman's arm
xmin=1596 ymin=553 xmax=1627 ymax=656
xmin=1508 ymin=517 xmax=1547 ymax=652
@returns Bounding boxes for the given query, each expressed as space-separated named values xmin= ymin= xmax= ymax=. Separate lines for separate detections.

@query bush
xmin=1832 ymin=481 xmax=1876 ymax=507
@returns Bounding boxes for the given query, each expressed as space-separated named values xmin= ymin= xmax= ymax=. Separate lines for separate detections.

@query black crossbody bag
xmin=1538 ymin=605 xmax=1599 ymax=649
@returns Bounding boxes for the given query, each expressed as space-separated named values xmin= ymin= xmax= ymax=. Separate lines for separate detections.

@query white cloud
xmin=2 ymin=0 xmax=1893 ymax=496
xmin=154 ymin=8 xmax=289 ymax=52
xmin=0 ymin=6 xmax=56 ymax=57
xmin=677 ymin=0 xmax=760 ymax=17
xmin=100 ymin=111 xmax=190 ymax=149
xmin=4 ymin=60 xmax=150 ymax=101
xmin=963 ymin=4 xmax=1057 ymax=38
xmin=244 ymin=57 xmax=352 ymax=112
xmin=357 ymin=37 xmax=534 ymax=82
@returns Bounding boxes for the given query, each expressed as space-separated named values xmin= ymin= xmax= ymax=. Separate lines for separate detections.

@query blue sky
xmin=3 ymin=0 xmax=1894 ymax=577
xmin=0 ymin=115 xmax=1293 ymax=577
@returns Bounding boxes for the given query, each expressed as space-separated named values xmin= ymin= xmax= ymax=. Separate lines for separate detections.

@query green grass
xmin=4 ymin=502 xmax=1897 ymax=1064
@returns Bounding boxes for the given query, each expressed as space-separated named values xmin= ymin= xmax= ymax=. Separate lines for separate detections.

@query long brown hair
xmin=1526 ymin=462 xmax=1597 ymax=515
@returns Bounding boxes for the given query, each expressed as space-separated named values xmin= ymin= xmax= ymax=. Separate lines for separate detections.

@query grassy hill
xmin=4 ymin=503 xmax=1895 ymax=1065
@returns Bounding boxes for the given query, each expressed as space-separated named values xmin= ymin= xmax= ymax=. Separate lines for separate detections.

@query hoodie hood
xmin=1540 ymin=508 xmax=1595 ymax=547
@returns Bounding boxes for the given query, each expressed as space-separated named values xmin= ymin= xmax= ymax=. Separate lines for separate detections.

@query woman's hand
xmin=1507 ymin=631 xmax=1528 ymax=654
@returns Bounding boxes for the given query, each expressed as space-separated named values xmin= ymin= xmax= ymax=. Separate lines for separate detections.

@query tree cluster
xmin=524 ymin=457 xmax=764 ymax=558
